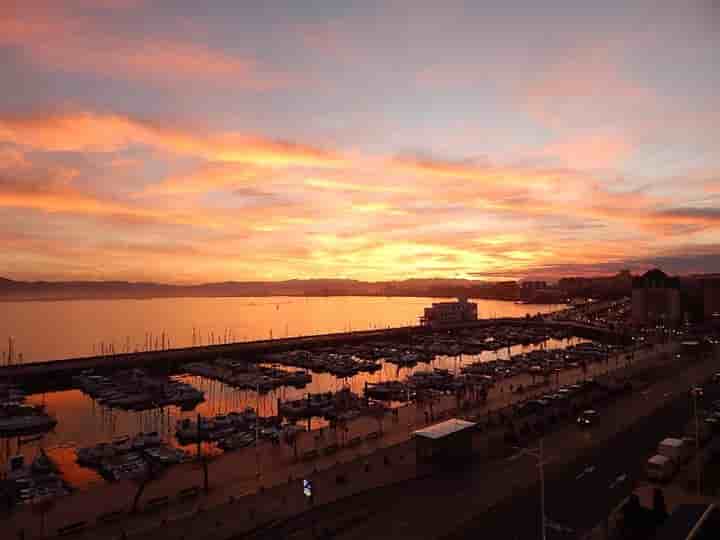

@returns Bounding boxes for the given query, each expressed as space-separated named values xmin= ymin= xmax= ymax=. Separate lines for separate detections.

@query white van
xmin=647 ymin=454 xmax=676 ymax=481
xmin=657 ymin=437 xmax=691 ymax=465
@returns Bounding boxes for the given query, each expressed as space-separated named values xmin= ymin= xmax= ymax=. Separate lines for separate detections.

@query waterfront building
xmin=421 ymin=297 xmax=478 ymax=326
xmin=631 ymin=269 xmax=681 ymax=327
xmin=703 ymin=276 xmax=720 ymax=322
xmin=558 ymin=270 xmax=632 ymax=300
xmin=414 ymin=418 xmax=477 ymax=464
xmin=521 ymin=280 xmax=547 ymax=291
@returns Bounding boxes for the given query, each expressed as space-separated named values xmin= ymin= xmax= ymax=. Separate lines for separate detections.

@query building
xmin=632 ymin=269 xmax=681 ymax=327
xmin=702 ymin=276 xmax=720 ymax=322
xmin=521 ymin=280 xmax=547 ymax=291
xmin=558 ymin=270 xmax=632 ymax=300
xmin=414 ymin=418 xmax=477 ymax=464
xmin=420 ymin=297 xmax=478 ymax=326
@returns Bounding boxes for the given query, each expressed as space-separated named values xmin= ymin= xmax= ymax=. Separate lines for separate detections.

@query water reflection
xmin=0 ymin=296 xmax=564 ymax=363
xmin=2 ymin=336 xmax=583 ymax=488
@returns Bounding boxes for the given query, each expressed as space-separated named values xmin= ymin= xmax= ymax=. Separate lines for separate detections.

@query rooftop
xmin=660 ymin=438 xmax=685 ymax=447
xmin=413 ymin=418 xmax=476 ymax=440
xmin=649 ymin=454 xmax=671 ymax=466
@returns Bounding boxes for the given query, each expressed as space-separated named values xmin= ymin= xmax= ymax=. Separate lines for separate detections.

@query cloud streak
xmin=0 ymin=112 xmax=344 ymax=167
xmin=0 ymin=5 xmax=283 ymax=88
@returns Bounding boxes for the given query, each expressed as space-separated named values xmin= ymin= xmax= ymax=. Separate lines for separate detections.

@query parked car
xmin=657 ymin=437 xmax=691 ymax=465
xmin=576 ymin=409 xmax=599 ymax=427
xmin=646 ymin=454 xmax=676 ymax=481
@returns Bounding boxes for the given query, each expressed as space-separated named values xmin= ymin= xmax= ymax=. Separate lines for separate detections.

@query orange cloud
xmin=144 ymin=163 xmax=266 ymax=195
xmin=304 ymin=178 xmax=413 ymax=194
xmin=391 ymin=155 xmax=566 ymax=192
xmin=0 ymin=112 xmax=344 ymax=168
xmin=0 ymin=146 xmax=28 ymax=169
xmin=1 ymin=115 xmax=717 ymax=282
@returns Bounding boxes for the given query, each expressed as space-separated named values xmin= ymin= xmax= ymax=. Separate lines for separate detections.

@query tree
xmin=283 ymin=426 xmax=301 ymax=461
xmin=31 ymin=497 xmax=54 ymax=538
xmin=201 ymin=454 xmax=210 ymax=493
xmin=131 ymin=459 xmax=164 ymax=513
xmin=369 ymin=404 xmax=385 ymax=434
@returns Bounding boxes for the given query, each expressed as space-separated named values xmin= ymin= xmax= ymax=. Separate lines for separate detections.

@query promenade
xmin=4 ymin=338 xmax=663 ymax=540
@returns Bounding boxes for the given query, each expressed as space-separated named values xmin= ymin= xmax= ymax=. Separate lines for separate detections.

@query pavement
xmin=2 ymin=342 xmax=670 ymax=539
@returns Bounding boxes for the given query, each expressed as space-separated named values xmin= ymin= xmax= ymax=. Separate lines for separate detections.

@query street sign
xmin=303 ymin=479 xmax=313 ymax=498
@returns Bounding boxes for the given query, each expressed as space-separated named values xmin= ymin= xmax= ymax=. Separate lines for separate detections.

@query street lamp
xmin=406 ymin=386 xmax=413 ymax=433
xmin=691 ymin=386 xmax=703 ymax=495
xmin=255 ymin=382 xmax=262 ymax=480
xmin=514 ymin=437 xmax=548 ymax=540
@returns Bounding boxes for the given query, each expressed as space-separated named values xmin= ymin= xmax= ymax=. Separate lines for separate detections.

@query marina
xmin=3 ymin=450 xmax=72 ymax=508
xmin=0 ymin=383 xmax=57 ymax=437
xmin=72 ymin=369 xmax=204 ymax=411
xmin=75 ymin=435 xmax=189 ymax=482
xmin=0 ymin=298 xmax=622 ymax=510
xmin=0 ymin=330 xmax=599 ymax=492
xmin=184 ymin=359 xmax=312 ymax=392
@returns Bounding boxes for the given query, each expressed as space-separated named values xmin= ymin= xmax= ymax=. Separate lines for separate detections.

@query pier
xmin=0 ymin=316 xmax=627 ymax=390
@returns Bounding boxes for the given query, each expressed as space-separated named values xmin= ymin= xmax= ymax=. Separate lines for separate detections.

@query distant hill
xmin=0 ymin=277 xmax=522 ymax=302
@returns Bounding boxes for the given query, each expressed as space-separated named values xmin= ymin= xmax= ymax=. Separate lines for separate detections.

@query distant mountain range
xmin=0 ymin=277 xmax=524 ymax=302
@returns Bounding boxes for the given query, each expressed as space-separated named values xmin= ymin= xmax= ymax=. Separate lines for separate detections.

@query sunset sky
xmin=1 ymin=1 xmax=718 ymax=282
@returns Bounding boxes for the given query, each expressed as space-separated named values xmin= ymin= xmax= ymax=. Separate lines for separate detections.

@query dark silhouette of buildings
xmin=632 ymin=269 xmax=681 ymax=326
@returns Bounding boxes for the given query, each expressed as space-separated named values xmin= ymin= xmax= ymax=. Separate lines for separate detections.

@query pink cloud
xmin=522 ymin=45 xmax=655 ymax=130
xmin=540 ymin=133 xmax=634 ymax=169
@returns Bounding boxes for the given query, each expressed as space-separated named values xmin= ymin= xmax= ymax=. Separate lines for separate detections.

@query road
xmin=239 ymin=352 xmax=716 ymax=540
xmin=445 ymin=375 xmax=719 ymax=539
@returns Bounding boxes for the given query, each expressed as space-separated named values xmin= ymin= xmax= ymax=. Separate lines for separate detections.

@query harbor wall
xmin=0 ymin=318 xmax=625 ymax=390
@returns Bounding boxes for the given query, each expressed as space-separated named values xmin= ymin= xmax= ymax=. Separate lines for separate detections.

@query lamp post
xmin=406 ymin=386 xmax=413 ymax=433
xmin=691 ymin=386 xmax=703 ymax=495
xmin=514 ymin=437 xmax=547 ymax=540
xmin=255 ymin=382 xmax=261 ymax=480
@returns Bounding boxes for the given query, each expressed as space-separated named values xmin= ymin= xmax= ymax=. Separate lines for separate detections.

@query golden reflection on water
xmin=0 ymin=296 xmax=563 ymax=362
